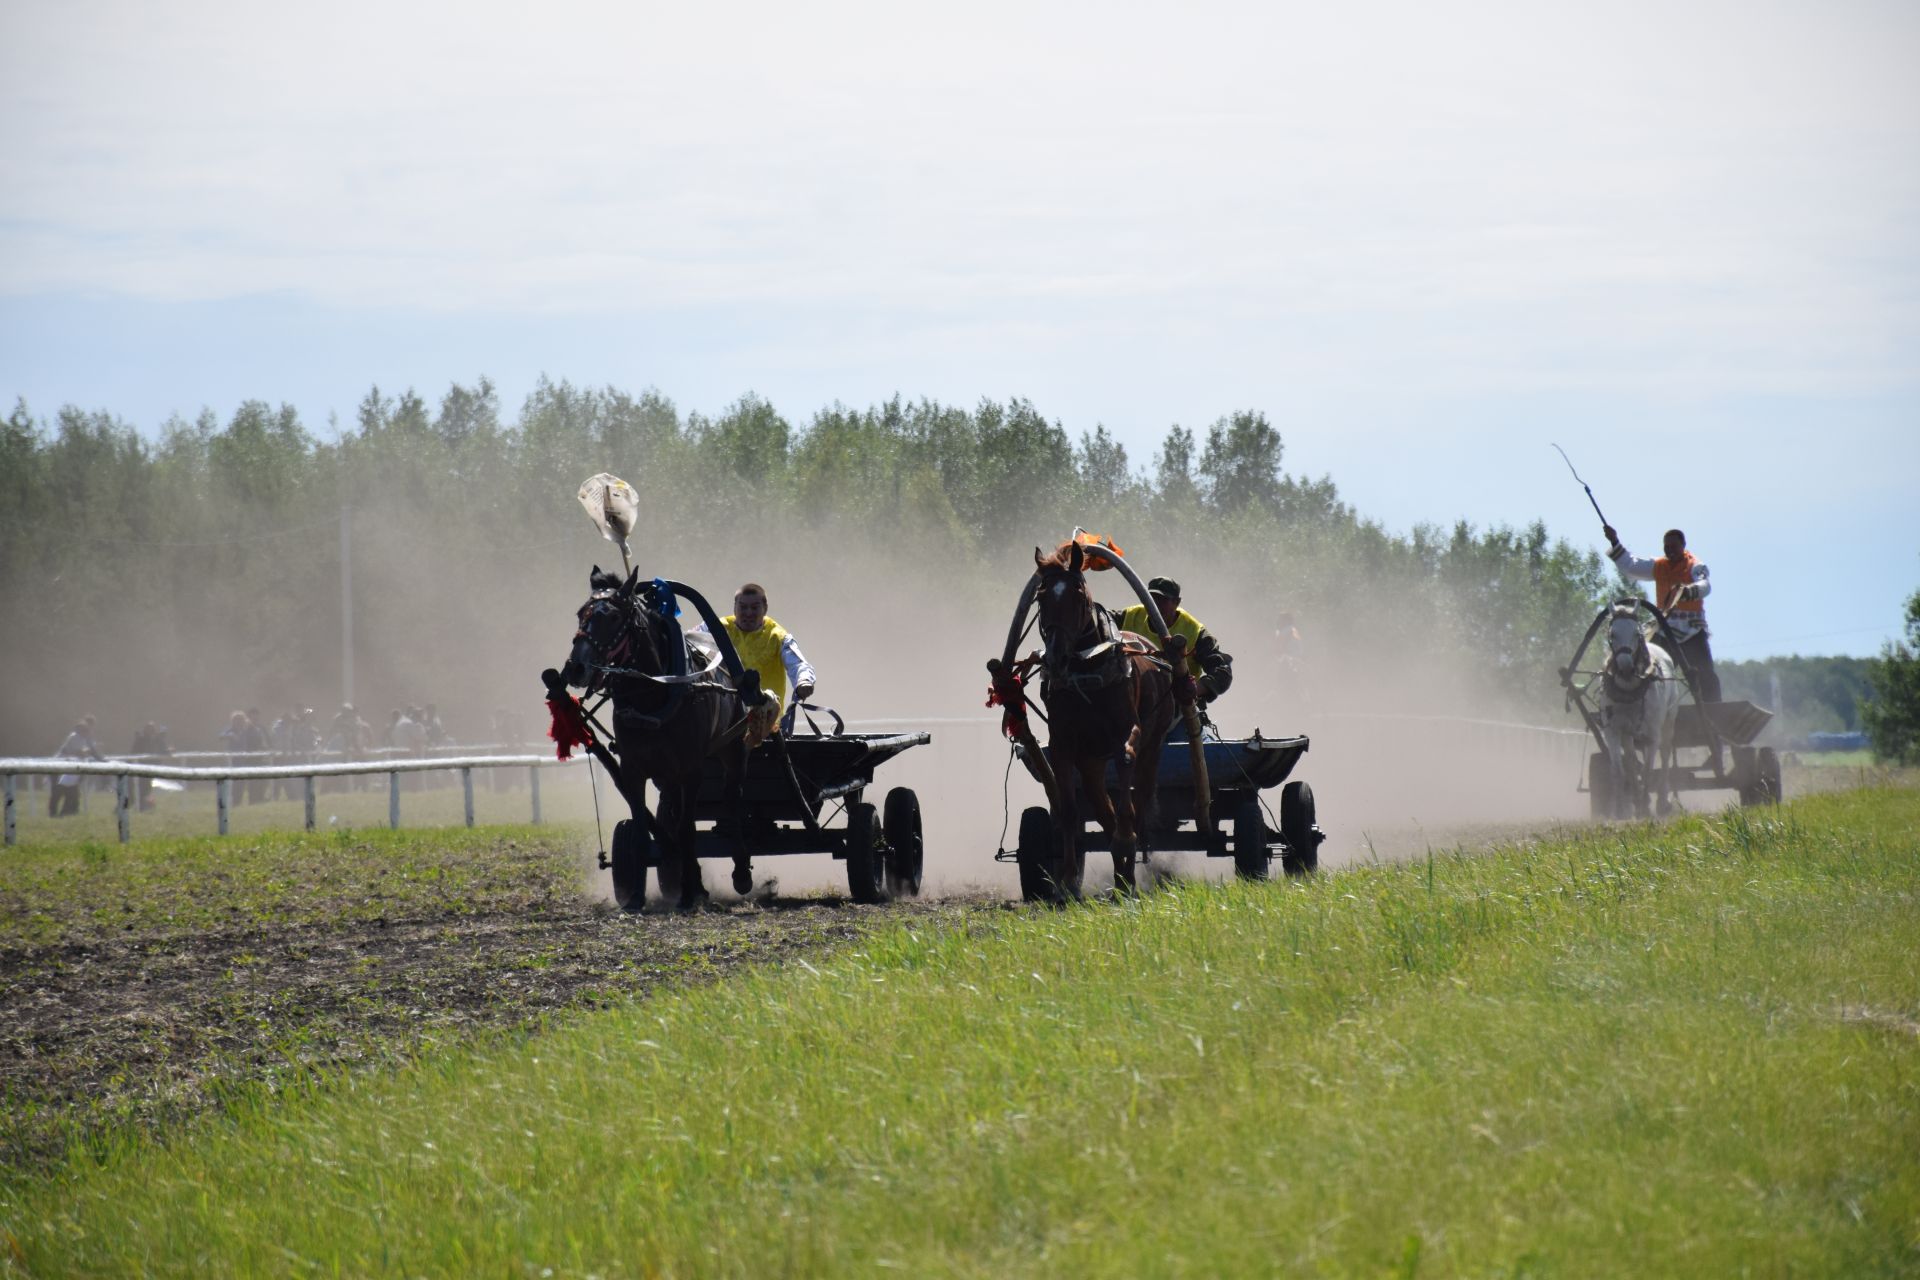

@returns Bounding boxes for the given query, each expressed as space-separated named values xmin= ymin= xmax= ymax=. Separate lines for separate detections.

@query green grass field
xmin=4 ymin=786 xmax=1916 ymax=1277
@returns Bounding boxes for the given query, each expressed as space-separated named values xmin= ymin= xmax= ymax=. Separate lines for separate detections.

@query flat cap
xmin=1147 ymin=576 xmax=1181 ymax=598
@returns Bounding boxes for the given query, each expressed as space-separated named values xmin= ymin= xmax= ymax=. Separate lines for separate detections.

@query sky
xmin=3 ymin=0 xmax=1916 ymax=662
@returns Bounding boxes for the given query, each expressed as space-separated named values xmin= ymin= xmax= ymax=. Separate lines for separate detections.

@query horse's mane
xmin=1036 ymin=541 xmax=1079 ymax=572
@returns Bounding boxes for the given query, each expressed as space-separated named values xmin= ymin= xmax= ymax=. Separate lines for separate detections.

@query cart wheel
xmin=655 ymin=842 xmax=684 ymax=906
xmin=1741 ymin=746 xmax=1782 ymax=806
xmin=1588 ymin=751 xmax=1614 ymax=821
xmin=610 ymin=819 xmax=649 ymax=911
xmin=845 ymin=802 xmax=889 ymax=904
xmin=1232 ymin=801 xmax=1271 ymax=881
xmin=883 ymin=787 xmax=924 ymax=898
xmin=1279 ymin=781 xmax=1319 ymax=877
xmin=1756 ymin=747 xmax=1781 ymax=805
xmin=1016 ymin=806 xmax=1053 ymax=903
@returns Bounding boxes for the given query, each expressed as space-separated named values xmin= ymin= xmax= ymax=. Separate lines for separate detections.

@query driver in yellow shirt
xmin=1116 ymin=576 xmax=1233 ymax=705
xmin=695 ymin=582 xmax=817 ymax=714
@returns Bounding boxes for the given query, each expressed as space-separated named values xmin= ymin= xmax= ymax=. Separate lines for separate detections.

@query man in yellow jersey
xmin=696 ymin=582 xmax=817 ymax=715
xmin=1116 ymin=576 xmax=1233 ymax=706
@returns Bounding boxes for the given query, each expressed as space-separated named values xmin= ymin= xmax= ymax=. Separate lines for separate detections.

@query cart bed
xmin=1672 ymin=701 xmax=1772 ymax=750
xmin=692 ymin=732 xmax=930 ymax=818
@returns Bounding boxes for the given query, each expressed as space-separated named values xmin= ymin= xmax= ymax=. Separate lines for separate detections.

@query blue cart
xmin=999 ymin=731 xmax=1324 ymax=900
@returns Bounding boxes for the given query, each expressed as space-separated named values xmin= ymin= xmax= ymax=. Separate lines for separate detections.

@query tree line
xmin=8 ymin=380 xmax=1625 ymax=752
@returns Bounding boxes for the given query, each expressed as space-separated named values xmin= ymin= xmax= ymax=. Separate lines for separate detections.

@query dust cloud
xmin=553 ymin=532 xmax=1595 ymax=899
xmin=4 ymin=511 xmax=1593 ymax=896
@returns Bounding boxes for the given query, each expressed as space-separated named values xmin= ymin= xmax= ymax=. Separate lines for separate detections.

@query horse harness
xmin=576 ymin=590 xmax=724 ymax=689
xmin=1601 ymin=630 xmax=1674 ymax=710
xmin=1042 ymin=610 xmax=1169 ymax=700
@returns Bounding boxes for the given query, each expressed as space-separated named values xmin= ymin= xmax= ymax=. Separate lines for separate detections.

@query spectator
xmin=50 ymin=717 xmax=103 ymax=817
xmin=270 ymin=708 xmax=297 ymax=800
xmin=394 ymin=706 xmax=430 ymax=789
xmin=289 ymin=708 xmax=320 ymax=763
xmin=329 ymin=704 xmax=369 ymax=758
xmin=328 ymin=703 xmax=372 ymax=792
xmin=219 ymin=711 xmax=250 ymax=802
xmin=244 ymin=707 xmax=269 ymax=804
xmin=422 ymin=702 xmax=448 ymax=748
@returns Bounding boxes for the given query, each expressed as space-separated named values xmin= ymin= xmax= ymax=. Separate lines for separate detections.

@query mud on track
xmin=1 ymin=859 xmax=994 ymax=1179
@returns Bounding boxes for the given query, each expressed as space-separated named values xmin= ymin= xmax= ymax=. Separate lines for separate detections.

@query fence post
xmin=388 ymin=772 xmax=400 ymax=830
xmin=4 ymin=774 xmax=13 ymax=847
xmin=217 ymin=779 xmax=230 ymax=835
xmin=462 ymin=768 xmax=475 ymax=829
xmin=530 ymin=766 xmax=542 ymax=825
xmin=116 ymin=774 xmax=130 ymax=844
xmin=304 ymin=776 xmax=316 ymax=832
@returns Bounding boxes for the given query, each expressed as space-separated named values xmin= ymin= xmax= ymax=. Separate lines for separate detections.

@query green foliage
xmin=1718 ymin=654 xmax=1877 ymax=736
xmin=0 ymin=381 xmax=1621 ymax=752
xmin=1198 ymin=407 xmax=1284 ymax=513
xmin=1862 ymin=588 xmax=1920 ymax=764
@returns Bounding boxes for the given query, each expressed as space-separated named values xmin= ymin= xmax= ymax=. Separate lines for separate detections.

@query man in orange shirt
xmin=1603 ymin=525 xmax=1720 ymax=704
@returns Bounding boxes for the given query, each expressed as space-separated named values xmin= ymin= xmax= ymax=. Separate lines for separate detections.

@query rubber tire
xmin=1757 ymin=747 xmax=1782 ymax=805
xmin=610 ymin=818 xmax=649 ymax=911
xmin=1733 ymin=745 xmax=1761 ymax=806
xmin=1279 ymin=781 xmax=1319 ymax=877
xmin=1232 ymin=800 xmax=1271 ymax=881
xmin=655 ymin=837 xmax=685 ymax=906
xmin=883 ymin=787 xmax=924 ymax=898
xmin=1589 ymin=751 xmax=1614 ymax=821
xmin=1016 ymin=806 xmax=1053 ymax=903
xmin=845 ymin=802 xmax=889 ymax=904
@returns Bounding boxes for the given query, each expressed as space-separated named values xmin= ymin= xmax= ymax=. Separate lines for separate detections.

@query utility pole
xmin=341 ymin=503 xmax=354 ymax=708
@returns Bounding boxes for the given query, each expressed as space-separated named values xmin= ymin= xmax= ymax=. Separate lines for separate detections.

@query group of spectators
xmin=39 ymin=696 xmax=502 ymax=816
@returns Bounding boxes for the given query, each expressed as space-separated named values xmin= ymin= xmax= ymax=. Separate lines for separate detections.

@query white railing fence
xmin=1 ymin=754 xmax=580 ymax=847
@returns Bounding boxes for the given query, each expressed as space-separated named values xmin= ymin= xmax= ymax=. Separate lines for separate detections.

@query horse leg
xmin=1654 ymin=705 xmax=1678 ymax=818
xmin=1629 ymin=740 xmax=1651 ymax=819
xmin=662 ymin=784 xmax=708 ymax=912
xmin=1083 ymin=756 xmax=1134 ymax=895
xmin=1652 ymin=733 xmax=1672 ymax=818
xmin=1050 ymin=762 xmax=1083 ymax=903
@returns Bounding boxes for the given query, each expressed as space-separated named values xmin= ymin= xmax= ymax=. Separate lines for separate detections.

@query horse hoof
xmin=731 ymin=866 xmax=753 ymax=895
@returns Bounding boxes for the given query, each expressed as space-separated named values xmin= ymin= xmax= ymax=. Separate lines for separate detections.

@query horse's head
xmin=564 ymin=564 xmax=663 ymax=693
xmin=1606 ymin=605 xmax=1652 ymax=683
xmin=1034 ymin=540 xmax=1097 ymax=673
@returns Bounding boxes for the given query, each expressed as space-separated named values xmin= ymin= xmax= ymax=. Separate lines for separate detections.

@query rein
xmin=586 ymin=642 xmax=724 ymax=686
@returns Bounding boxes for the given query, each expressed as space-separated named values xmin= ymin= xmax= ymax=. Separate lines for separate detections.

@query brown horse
xmin=1030 ymin=539 xmax=1177 ymax=896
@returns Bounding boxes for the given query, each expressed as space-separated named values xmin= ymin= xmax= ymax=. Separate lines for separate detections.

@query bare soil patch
xmin=1 ymin=839 xmax=991 ymax=1178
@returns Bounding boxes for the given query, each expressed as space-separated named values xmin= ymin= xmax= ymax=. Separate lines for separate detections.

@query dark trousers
xmin=1675 ymin=631 xmax=1720 ymax=703
xmin=49 ymin=782 xmax=80 ymax=817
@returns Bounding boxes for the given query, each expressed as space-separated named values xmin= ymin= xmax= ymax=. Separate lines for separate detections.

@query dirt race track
xmin=0 ymin=849 xmax=997 ymax=1176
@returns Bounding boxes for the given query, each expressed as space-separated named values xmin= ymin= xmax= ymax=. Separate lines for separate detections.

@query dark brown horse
xmin=1030 ymin=540 xmax=1177 ymax=895
xmin=546 ymin=566 xmax=760 ymax=910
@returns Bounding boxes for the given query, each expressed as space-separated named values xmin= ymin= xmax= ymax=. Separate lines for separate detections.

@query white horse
xmin=1596 ymin=605 xmax=1683 ymax=818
